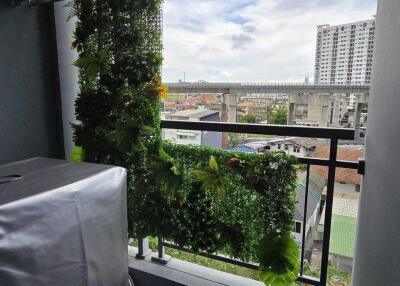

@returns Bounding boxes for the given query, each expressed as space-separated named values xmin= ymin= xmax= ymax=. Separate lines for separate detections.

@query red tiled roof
xmin=163 ymin=101 xmax=176 ymax=107
xmin=311 ymin=146 xmax=363 ymax=185
xmin=238 ymin=101 xmax=255 ymax=108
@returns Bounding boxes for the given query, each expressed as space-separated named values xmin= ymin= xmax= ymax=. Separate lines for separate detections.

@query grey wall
xmin=352 ymin=0 xmax=400 ymax=285
xmin=0 ymin=3 xmax=63 ymax=164
xmin=201 ymin=113 xmax=222 ymax=148
xmin=54 ymin=1 xmax=79 ymax=160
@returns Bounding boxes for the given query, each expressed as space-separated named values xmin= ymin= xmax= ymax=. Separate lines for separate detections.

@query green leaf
xmin=86 ymin=62 xmax=100 ymax=81
xmin=258 ymin=233 xmax=299 ymax=286
xmin=73 ymin=56 xmax=94 ymax=67
xmin=208 ymin=155 xmax=219 ymax=171
xmin=193 ymin=156 xmax=228 ymax=198
xmin=159 ymin=147 xmax=173 ymax=162
xmin=71 ymin=146 xmax=84 ymax=162
xmin=151 ymin=148 xmax=183 ymax=194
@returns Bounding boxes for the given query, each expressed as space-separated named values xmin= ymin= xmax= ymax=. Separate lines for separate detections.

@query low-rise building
xmin=233 ymin=137 xmax=322 ymax=157
xmin=237 ymin=101 xmax=257 ymax=114
xmin=312 ymin=145 xmax=363 ymax=194
xmin=162 ymin=109 xmax=222 ymax=148
xmin=266 ymin=137 xmax=322 ymax=157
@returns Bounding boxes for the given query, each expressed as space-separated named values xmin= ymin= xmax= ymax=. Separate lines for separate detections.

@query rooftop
xmin=295 ymin=172 xmax=325 ymax=222
xmin=311 ymin=145 xmax=364 ymax=185
xmin=169 ymin=109 xmax=219 ymax=119
xmin=238 ymin=101 xmax=256 ymax=108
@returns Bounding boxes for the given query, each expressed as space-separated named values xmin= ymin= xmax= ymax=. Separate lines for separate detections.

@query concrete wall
xmin=352 ymin=0 xmax=400 ymax=285
xmin=306 ymin=94 xmax=331 ymax=127
xmin=54 ymin=1 xmax=79 ymax=159
xmin=0 ymin=3 xmax=63 ymax=164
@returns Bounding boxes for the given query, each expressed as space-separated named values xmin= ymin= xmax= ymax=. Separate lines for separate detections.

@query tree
xmin=228 ymin=133 xmax=241 ymax=147
xmin=239 ymin=114 xmax=257 ymax=123
xmin=269 ymin=106 xmax=288 ymax=125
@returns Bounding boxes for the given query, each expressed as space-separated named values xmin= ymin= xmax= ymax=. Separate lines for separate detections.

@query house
xmin=233 ymin=137 xmax=322 ymax=157
xmin=162 ymin=109 xmax=222 ymax=148
xmin=237 ymin=101 xmax=256 ymax=114
xmin=292 ymin=172 xmax=326 ymax=260
xmin=196 ymin=94 xmax=215 ymax=105
xmin=252 ymin=137 xmax=321 ymax=157
xmin=161 ymin=101 xmax=176 ymax=111
xmin=181 ymin=97 xmax=201 ymax=109
xmin=312 ymin=145 xmax=363 ymax=194
xmin=265 ymin=137 xmax=322 ymax=157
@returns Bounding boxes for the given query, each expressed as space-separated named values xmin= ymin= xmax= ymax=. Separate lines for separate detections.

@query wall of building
xmin=269 ymin=144 xmax=307 ymax=157
xmin=353 ymin=0 xmax=400 ymax=285
xmin=0 ymin=3 xmax=63 ymax=164
xmin=334 ymin=182 xmax=359 ymax=196
xmin=200 ymin=113 xmax=222 ymax=148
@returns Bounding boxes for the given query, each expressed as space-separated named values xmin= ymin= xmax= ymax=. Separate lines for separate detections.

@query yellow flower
xmin=158 ymin=84 xmax=168 ymax=99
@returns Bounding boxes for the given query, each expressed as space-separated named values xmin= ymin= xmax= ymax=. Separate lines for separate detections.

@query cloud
xmin=162 ymin=0 xmax=378 ymax=83
xmin=231 ymin=34 xmax=254 ymax=49
xmin=274 ymin=0 xmax=338 ymax=11
xmin=242 ymin=23 xmax=256 ymax=33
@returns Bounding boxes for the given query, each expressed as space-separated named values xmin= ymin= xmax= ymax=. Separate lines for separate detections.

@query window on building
xmin=293 ymin=146 xmax=300 ymax=153
xmin=284 ymin=144 xmax=289 ymax=150
xmin=277 ymin=144 xmax=281 ymax=150
xmin=178 ymin=135 xmax=189 ymax=140
xmin=293 ymin=222 xmax=302 ymax=234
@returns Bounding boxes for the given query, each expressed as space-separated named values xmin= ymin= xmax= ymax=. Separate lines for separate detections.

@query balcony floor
xmin=128 ymin=247 xmax=263 ymax=286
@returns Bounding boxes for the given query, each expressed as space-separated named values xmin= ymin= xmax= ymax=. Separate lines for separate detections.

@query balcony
xmin=125 ymin=119 xmax=362 ymax=286
xmin=1 ymin=1 xmax=400 ymax=286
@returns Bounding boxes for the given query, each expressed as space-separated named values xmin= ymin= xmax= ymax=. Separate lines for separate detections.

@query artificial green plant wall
xmin=71 ymin=1 xmax=299 ymax=284
xmin=70 ymin=0 xmax=164 ymax=234
xmin=142 ymin=142 xmax=300 ymax=285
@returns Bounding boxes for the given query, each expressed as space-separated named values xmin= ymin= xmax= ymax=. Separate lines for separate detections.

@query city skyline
xmin=162 ymin=0 xmax=377 ymax=83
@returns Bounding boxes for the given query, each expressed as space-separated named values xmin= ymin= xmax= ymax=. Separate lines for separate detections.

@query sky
xmin=162 ymin=0 xmax=378 ymax=83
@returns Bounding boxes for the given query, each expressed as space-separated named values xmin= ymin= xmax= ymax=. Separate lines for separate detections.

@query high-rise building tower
xmin=314 ymin=19 xmax=376 ymax=85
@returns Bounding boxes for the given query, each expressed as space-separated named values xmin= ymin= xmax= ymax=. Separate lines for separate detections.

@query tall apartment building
xmin=315 ymin=19 xmax=376 ymax=85
xmin=314 ymin=19 xmax=375 ymax=125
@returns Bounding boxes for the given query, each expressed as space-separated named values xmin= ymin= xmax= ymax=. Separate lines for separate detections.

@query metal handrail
xmin=161 ymin=120 xmax=355 ymax=140
xmin=136 ymin=120 xmax=363 ymax=286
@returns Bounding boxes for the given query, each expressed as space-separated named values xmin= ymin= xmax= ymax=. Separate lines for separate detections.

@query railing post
xmin=320 ymin=138 xmax=338 ymax=285
xmin=300 ymin=164 xmax=311 ymax=276
xmin=151 ymin=236 xmax=171 ymax=264
xmin=135 ymin=237 xmax=151 ymax=259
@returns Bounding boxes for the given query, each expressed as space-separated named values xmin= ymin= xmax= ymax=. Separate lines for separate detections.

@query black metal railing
xmin=136 ymin=119 xmax=364 ymax=286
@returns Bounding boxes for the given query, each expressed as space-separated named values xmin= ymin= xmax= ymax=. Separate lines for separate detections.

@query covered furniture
xmin=0 ymin=158 xmax=128 ymax=286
